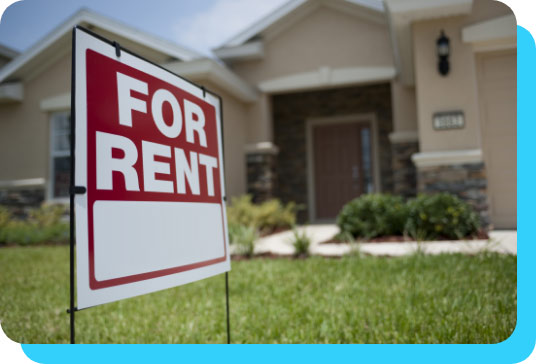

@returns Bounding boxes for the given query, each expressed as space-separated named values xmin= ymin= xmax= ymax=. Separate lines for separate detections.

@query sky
xmin=0 ymin=0 xmax=289 ymax=56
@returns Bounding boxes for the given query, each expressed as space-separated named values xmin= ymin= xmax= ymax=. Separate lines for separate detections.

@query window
xmin=50 ymin=111 xmax=71 ymax=199
xmin=360 ymin=126 xmax=374 ymax=194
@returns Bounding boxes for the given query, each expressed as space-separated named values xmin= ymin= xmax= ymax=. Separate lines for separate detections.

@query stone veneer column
xmin=245 ymin=142 xmax=279 ymax=204
xmin=389 ymin=131 xmax=419 ymax=198
xmin=412 ymin=150 xmax=490 ymax=228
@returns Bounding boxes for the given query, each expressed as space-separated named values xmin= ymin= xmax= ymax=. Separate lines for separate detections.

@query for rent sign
xmin=73 ymin=28 xmax=230 ymax=309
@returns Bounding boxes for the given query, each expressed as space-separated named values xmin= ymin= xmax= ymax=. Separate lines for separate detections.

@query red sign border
xmin=76 ymin=27 xmax=229 ymax=291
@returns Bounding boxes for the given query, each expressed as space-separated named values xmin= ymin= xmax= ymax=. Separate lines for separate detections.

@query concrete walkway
xmin=251 ymin=225 xmax=516 ymax=257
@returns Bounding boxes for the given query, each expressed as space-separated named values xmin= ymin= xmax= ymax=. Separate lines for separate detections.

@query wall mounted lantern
xmin=436 ymin=30 xmax=450 ymax=76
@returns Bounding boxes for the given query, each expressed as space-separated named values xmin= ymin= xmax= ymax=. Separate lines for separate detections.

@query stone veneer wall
xmin=272 ymin=83 xmax=393 ymax=222
xmin=392 ymin=141 xmax=418 ymax=198
xmin=417 ymin=162 xmax=490 ymax=227
xmin=246 ymin=151 xmax=278 ymax=203
xmin=0 ymin=187 xmax=45 ymax=218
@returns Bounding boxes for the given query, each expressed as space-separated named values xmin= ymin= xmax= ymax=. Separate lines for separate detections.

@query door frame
xmin=305 ymin=113 xmax=381 ymax=222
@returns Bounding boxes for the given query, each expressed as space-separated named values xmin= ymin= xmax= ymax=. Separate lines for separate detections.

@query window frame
xmin=48 ymin=110 xmax=71 ymax=203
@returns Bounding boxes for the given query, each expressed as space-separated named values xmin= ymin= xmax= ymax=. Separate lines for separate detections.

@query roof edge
xmin=0 ymin=44 xmax=19 ymax=59
xmin=163 ymin=58 xmax=259 ymax=103
xmin=217 ymin=0 xmax=307 ymax=48
xmin=214 ymin=0 xmax=385 ymax=53
xmin=0 ymin=8 xmax=202 ymax=83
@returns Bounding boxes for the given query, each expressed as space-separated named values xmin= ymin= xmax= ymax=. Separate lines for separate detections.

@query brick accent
xmin=392 ymin=141 xmax=418 ymax=198
xmin=0 ymin=187 xmax=45 ymax=218
xmin=246 ymin=151 xmax=278 ymax=203
xmin=272 ymin=83 xmax=393 ymax=222
xmin=417 ymin=163 xmax=490 ymax=227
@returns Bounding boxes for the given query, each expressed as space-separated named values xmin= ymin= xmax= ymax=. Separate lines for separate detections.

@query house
xmin=0 ymin=9 xmax=255 ymax=210
xmin=0 ymin=0 xmax=516 ymax=229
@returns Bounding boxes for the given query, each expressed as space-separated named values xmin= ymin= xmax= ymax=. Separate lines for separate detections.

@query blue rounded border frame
xmin=19 ymin=26 xmax=535 ymax=364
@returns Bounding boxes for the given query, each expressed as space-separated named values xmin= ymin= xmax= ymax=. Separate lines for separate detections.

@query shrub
xmin=337 ymin=194 xmax=408 ymax=239
xmin=28 ymin=204 xmax=66 ymax=227
xmin=290 ymin=229 xmax=310 ymax=257
xmin=405 ymin=193 xmax=480 ymax=241
xmin=0 ymin=204 xmax=68 ymax=245
xmin=227 ymin=195 xmax=297 ymax=234
xmin=229 ymin=224 xmax=258 ymax=257
xmin=0 ymin=205 xmax=11 ymax=227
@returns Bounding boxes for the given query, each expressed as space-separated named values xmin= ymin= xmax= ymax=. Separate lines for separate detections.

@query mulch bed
xmin=231 ymin=252 xmax=292 ymax=261
xmin=0 ymin=241 xmax=68 ymax=248
xmin=320 ymin=230 xmax=489 ymax=245
xmin=258 ymin=227 xmax=290 ymax=237
xmin=230 ymin=252 xmax=342 ymax=261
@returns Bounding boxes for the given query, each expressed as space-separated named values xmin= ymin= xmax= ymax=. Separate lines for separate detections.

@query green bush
xmin=227 ymin=195 xmax=296 ymax=234
xmin=0 ymin=204 xmax=69 ymax=246
xmin=405 ymin=193 xmax=480 ymax=241
xmin=290 ymin=229 xmax=310 ymax=257
xmin=336 ymin=193 xmax=480 ymax=241
xmin=229 ymin=224 xmax=258 ymax=257
xmin=28 ymin=204 xmax=66 ymax=227
xmin=0 ymin=205 xmax=11 ymax=227
xmin=337 ymin=194 xmax=408 ymax=239
xmin=0 ymin=205 xmax=12 ymax=243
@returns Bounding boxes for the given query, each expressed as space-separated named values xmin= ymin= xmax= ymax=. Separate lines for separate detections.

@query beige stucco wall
xmin=412 ymin=17 xmax=481 ymax=152
xmin=412 ymin=0 xmax=514 ymax=152
xmin=0 ymin=52 xmax=71 ymax=186
xmin=246 ymin=93 xmax=272 ymax=143
xmin=192 ymin=81 xmax=248 ymax=198
xmin=232 ymin=6 xmax=393 ymax=85
xmin=231 ymin=4 xmax=394 ymax=144
xmin=469 ymin=0 xmax=515 ymax=24
xmin=390 ymin=81 xmax=417 ymax=132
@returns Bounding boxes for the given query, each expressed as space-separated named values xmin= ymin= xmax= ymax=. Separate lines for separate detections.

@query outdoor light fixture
xmin=436 ymin=30 xmax=450 ymax=76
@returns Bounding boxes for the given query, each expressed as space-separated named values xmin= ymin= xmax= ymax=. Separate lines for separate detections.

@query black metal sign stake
xmin=68 ymin=27 xmax=77 ymax=345
xmin=225 ymin=272 xmax=231 ymax=344
xmin=69 ymin=27 xmax=87 ymax=344
xmin=69 ymin=200 xmax=75 ymax=345
xmin=216 ymin=94 xmax=231 ymax=345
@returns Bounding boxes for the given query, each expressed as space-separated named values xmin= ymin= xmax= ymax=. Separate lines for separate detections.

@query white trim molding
xmin=244 ymin=142 xmax=279 ymax=155
xmin=388 ymin=130 xmax=419 ymax=144
xmin=462 ymin=15 xmax=516 ymax=52
xmin=40 ymin=93 xmax=70 ymax=111
xmin=163 ymin=58 xmax=258 ymax=103
xmin=462 ymin=15 xmax=516 ymax=44
xmin=469 ymin=38 xmax=516 ymax=53
xmin=259 ymin=66 xmax=396 ymax=94
xmin=385 ymin=0 xmax=472 ymax=20
xmin=0 ymin=44 xmax=19 ymax=60
xmin=0 ymin=82 xmax=23 ymax=103
xmin=213 ymin=41 xmax=264 ymax=62
xmin=0 ymin=178 xmax=45 ymax=189
xmin=411 ymin=149 xmax=483 ymax=168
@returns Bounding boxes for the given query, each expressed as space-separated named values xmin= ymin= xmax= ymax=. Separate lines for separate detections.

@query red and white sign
xmin=73 ymin=28 xmax=230 ymax=309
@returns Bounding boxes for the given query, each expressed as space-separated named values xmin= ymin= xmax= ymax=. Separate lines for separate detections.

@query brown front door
xmin=313 ymin=121 xmax=373 ymax=220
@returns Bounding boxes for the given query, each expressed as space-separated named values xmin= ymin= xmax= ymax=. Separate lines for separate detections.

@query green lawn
xmin=0 ymin=246 xmax=516 ymax=344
